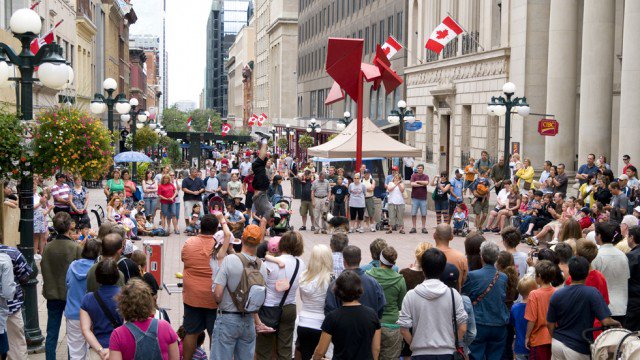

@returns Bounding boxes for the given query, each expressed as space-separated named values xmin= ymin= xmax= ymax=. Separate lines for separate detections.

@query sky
xmin=130 ymin=0 xmax=211 ymax=107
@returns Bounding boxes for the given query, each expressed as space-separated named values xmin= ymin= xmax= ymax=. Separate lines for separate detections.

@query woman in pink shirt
xmin=109 ymin=279 xmax=179 ymax=360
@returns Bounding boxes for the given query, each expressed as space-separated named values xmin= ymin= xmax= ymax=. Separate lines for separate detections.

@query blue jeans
xmin=453 ymin=219 xmax=465 ymax=230
xmin=46 ymin=299 xmax=66 ymax=360
xmin=469 ymin=324 xmax=507 ymax=360
xmin=144 ymin=198 xmax=158 ymax=214
xmin=518 ymin=215 xmax=533 ymax=234
xmin=210 ymin=313 xmax=256 ymax=360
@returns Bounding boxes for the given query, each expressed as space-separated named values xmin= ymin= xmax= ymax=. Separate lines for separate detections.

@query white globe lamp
xmin=10 ymin=8 xmax=42 ymax=35
xmin=502 ymin=82 xmax=516 ymax=95
xmin=38 ymin=62 xmax=69 ymax=89
xmin=102 ymin=78 xmax=117 ymax=91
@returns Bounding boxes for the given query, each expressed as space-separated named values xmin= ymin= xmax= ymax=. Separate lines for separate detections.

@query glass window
xmin=371 ymin=24 xmax=377 ymax=54
xmin=397 ymin=12 xmax=403 ymax=42
xmin=310 ymin=91 xmax=317 ymax=117
xmin=379 ymin=20 xmax=385 ymax=44
xmin=369 ymin=87 xmax=375 ymax=119
xmin=388 ymin=16 xmax=394 ymax=37
xmin=365 ymin=27 xmax=370 ymax=54
xmin=377 ymin=89 xmax=384 ymax=120
xmin=318 ymin=89 xmax=324 ymax=117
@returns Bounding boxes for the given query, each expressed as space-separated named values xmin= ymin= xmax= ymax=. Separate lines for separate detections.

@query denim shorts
xmin=161 ymin=203 xmax=174 ymax=219
xmin=173 ymin=202 xmax=181 ymax=219
xmin=411 ymin=199 xmax=427 ymax=216
xmin=434 ymin=199 xmax=449 ymax=212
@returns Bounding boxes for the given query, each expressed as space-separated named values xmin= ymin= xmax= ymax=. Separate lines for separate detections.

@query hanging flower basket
xmin=298 ymin=134 xmax=314 ymax=150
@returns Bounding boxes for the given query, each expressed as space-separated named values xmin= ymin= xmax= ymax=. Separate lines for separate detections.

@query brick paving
xmin=29 ymin=181 xmax=526 ymax=358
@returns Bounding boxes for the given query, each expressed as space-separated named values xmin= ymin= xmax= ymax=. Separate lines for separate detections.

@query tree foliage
xmin=298 ymin=135 xmax=314 ymax=150
xmin=277 ymin=137 xmax=289 ymax=150
xmin=161 ymin=105 xmax=223 ymax=133
xmin=133 ymin=126 xmax=159 ymax=150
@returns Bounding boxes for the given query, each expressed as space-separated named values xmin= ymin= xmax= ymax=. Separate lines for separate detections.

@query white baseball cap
xmin=214 ymin=230 xmax=241 ymax=245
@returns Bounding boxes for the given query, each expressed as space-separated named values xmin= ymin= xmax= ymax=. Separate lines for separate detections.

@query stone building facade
xmin=406 ymin=0 xmax=638 ymax=176
xmin=226 ymin=23 xmax=255 ymax=127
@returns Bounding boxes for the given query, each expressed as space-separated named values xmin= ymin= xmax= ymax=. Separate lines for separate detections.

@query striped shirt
xmin=0 ymin=245 xmax=32 ymax=314
xmin=51 ymin=183 xmax=71 ymax=208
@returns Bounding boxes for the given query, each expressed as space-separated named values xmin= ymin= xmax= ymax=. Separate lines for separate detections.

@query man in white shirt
xmin=203 ymin=168 xmax=220 ymax=211
xmin=593 ymin=222 xmax=630 ymax=321
xmin=483 ymin=179 xmax=512 ymax=232
xmin=239 ymin=157 xmax=252 ymax=180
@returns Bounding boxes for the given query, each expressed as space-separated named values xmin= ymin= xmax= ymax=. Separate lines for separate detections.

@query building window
xmin=379 ymin=20 xmax=385 ymax=44
xmin=310 ymin=91 xmax=317 ymax=116
xmin=396 ymin=12 xmax=403 ymax=41
xmin=369 ymin=87 xmax=375 ymax=119
xmin=371 ymin=24 xmax=377 ymax=53
xmin=376 ymin=89 xmax=383 ymax=120
xmin=388 ymin=16 xmax=394 ymax=37
xmin=317 ymin=89 xmax=324 ymax=117
xmin=365 ymin=27 xmax=370 ymax=54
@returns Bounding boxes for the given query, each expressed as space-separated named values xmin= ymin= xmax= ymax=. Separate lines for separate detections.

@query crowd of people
xmin=3 ymin=132 xmax=640 ymax=360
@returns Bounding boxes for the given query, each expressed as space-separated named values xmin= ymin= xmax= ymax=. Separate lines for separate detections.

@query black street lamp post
xmin=487 ymin=82 xmax=530 ymax=180
xmin=90 ymin=78 xmax=132 ymax=137
xmin=306 ymin=118 xmax=322 ymax=144
xmin=269 ymin=126 xmax=278 ymax=154
xmin=126 ymin=98 xmax=150 ymax=183
xmin=337 ymin=111 xmax=352 ymax=131
xmin=281 ymin=124 xmax=294 ymax=154
xmin=388 ymin=100 xmax=416 ymax=176
xmin=0 ymin=7 xmax=77 ymax=352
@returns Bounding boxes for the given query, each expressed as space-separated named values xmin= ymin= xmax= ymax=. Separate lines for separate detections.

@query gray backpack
xmin=228 ymin=254 xmax=266 ymax=313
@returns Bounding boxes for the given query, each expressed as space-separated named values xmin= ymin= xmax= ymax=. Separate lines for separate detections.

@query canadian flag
xmin=221 ymin=123 xmax=232 ymax=136
xmin=30 ymin=20 xmax=63 ymax=55
xmin=257 ymin=113 xmax=268 ymax=126
xmin=186 ymin=116 xmax=192 ymax=130
xmin=425 ymin=16 xmax=463 ymax=54
xmin=381 ymin=36 xmax=403 ymax=60
xmin=248 ymin=113 xmax=258 ymax=126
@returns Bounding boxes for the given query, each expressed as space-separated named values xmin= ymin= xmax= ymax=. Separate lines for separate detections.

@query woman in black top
xmin=593 ymin=175 xmax=613 ymax=206
xmin=330 ymin=176 xmax=348 ymax=217
xmin=313 ymin=270 xmax=381 ymax=360
xmin=267 ymin=175 xmax=284 ymax=204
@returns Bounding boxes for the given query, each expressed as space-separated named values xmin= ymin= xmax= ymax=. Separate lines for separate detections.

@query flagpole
xmin=446 ymin=12 xmax=484 ymax=51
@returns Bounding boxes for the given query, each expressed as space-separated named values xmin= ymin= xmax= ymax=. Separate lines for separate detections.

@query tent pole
xmin=356 ymin=71 xmax=364 ymax=170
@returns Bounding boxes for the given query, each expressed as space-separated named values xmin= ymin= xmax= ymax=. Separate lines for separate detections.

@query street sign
xmin=538 ymin=118 xmax=559 ymax=136
xmin=405 ymin=121 xmax=422 ymax=131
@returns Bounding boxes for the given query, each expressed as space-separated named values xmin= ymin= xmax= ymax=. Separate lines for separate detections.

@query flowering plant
xmin=298 ymin=134 xmax=314 ymax=150
xmin=31 ymin=107 xmax=114 ymax=180
xmin=0 ymin=111 xmax=28 ymax=181
xmin=277 ymin=137 xmax=288 ymax=150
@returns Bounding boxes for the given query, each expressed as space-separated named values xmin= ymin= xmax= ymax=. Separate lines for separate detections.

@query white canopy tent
xmin=307 ymin=117 xmax=422 ymax=158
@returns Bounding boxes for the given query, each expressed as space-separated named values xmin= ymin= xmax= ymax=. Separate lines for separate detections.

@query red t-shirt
xmin=243 ymin=174 xmax=255 ymax=193
xmin=157 ymin=183 xmax=176 ymax=204
xmin=578 ymin=216 xmax=593 ymax=230
xmin=109 ymin=318 xmax=178 ymax=360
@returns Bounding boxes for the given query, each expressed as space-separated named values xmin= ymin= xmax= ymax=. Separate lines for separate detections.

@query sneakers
xmin=254 ymin=131 xmax=271 ymax=141
xmin=357 ymin=227 xmax=365 ymax=233
xmin=548 ymin=238 xmax=558 ymax=246
xmin=310 ymin=226 xmax=317 ymax=232
xmin=299 ymin=226 xmax=307 ymax=231
xmin=34 ymin=254 xmax=42 ymax=261
xmin=409 ymin=228 xmax=417 ymax=234
xmin=370 ymin=226 xmax=377 ymax=232
xmin=526 ymin=236 xmax=539 ymax=246
xmin=349 ymin=228 xmax=355 ymax=233
xmin=421 ymin=228 xmax=428 ymax=234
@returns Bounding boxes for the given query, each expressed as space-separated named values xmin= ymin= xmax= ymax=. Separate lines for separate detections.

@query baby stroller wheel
xmin=375 ymin=223 xmax=381 ymax=231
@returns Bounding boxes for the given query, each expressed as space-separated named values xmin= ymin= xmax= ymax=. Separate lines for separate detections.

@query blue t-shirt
xmin=80 ymin=285 xmax=122 ymax=348
xmin=510 ymin=302 xmax=528 ymax=355
xmin=577 ymin=164 xmax=599 ymax=185
xmin=228 ymin=210 xmax=244 ymax=223
xmin=546 ymin=284 xmax=611 ymax=355
xmin=449 ymin=177 xmax=464 ymax=201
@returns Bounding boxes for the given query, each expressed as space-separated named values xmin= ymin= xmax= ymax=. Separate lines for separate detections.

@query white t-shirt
xmin=387 ymin=184 xmax=404 ymax=205
xmin=298 ymin=277 xmax=330 ymax=330
xmin=239 ymin=162 xmax=252 ymax=176
xmin=592 ymin=244 xmax=630 ymax=316
xmin=205 ymin=176 xmax=219 ymax=194
xmin=496 ymin=189 xmax=509 ymax=207
xmin=263 ymin=254 xmax=306 ymax=307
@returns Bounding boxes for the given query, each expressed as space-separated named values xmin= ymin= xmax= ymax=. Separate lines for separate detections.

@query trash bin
xmin=292 ymin=177 xmax=302 ymax=199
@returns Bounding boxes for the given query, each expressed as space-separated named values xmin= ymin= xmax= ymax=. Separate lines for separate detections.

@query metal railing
xmin=461 ymin=31 xmax=480 ymax=55
xmin=442 ymin=37 xmax=458 ymax=59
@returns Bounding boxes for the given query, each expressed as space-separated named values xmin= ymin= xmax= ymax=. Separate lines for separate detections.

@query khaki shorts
xmin=365 ymin=197 xmax=376 ymax=218
xmin=300 ymin=200 xmax=312 ymax=217
xmin=473 ymin=198 xmax=489 ymax=214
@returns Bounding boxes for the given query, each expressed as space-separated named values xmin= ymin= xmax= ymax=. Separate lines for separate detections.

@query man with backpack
xmin=212 ymin=223 xmax=268 ymax=360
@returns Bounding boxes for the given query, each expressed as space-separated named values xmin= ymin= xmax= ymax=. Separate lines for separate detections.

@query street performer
xmin=252 ymin=132 xmax=275 ymax=223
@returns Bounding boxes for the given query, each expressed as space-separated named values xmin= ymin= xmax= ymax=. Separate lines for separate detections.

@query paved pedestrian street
xmin=29 ymin=182 xmax=524 ymax=359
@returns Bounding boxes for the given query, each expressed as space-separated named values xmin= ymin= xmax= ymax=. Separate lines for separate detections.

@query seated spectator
xmin=313 ymin=270 xmax=381 ymax=360
xmin=109 ymin=279 xmax=179 ymax=359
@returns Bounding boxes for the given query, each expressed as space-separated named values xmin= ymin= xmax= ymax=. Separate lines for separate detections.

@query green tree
xmin=133 ymin=126 xmax=159 ymax=150
xmin=161 ymin=105 xmax=188 ymax=132
xmin=161 ymin=106 xmax=224 ymax=134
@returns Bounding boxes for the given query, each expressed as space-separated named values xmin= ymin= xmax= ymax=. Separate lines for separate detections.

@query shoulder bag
xmin=451 ymin=288 xmax=467 ymax=360
xmin=258 ymin=259 xmax=300 ymax=330
xmin=471 ymin=271 xmax=499 ymax=306
xmin=94 ymin=292 xmax=123 ymax=329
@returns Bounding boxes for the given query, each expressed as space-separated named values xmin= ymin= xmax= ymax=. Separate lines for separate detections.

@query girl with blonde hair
xmin=297 ymin=244 xmax=333 ymax=360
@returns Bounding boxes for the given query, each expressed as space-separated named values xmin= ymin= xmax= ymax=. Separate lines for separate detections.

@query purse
xmin=472 ymin=272 xmax=499 ymax=306
xmin=451 ymin=288 xmax=467 ymax=360
xmin=258 ymin=259 xmax=300 ymax=330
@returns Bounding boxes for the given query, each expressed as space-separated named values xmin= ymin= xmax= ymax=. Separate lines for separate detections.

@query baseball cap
xmin=455 ymin=168 xmax=464 ymax=175
xmin=242 ymin=225 xmax=263 ymax=246
xmin=267 ymin=236 xmax=281 ymax=253
xmin=364 ymin=169 xmax=371 ymax=174
xmin=619 ymin=174 xmax=629 ymax=181
xmin=635 ymin=206 xmax=640 ymax=213
xmin=214 ymin=230 xmax=241 ymax=245
xmin=580 ymin=207 xmax=591 ymax=215
xmin=123 ymin=240 xmax=135 ymax=256
xmin=391 ymin=165 xmax=399 ymax=171
xmin=439 ymin=263 xmax=460 ymax=289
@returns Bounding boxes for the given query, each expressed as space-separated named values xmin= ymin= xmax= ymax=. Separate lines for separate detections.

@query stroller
xmin=452 ymin=202 xmax=470 ymax=237
xmin=270 ymin=196 xmax=294 ymax=236
xmin=208 ymin=195 xmax=226 ymax=214
xmin=375 ymin=194 xmax=389 ymax=231
xmin=583 ymin=326 xmax=640 ymax=359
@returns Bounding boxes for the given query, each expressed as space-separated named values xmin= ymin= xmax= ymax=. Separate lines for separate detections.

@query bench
xmin=91 ymin=205 xmax=106 ymax=227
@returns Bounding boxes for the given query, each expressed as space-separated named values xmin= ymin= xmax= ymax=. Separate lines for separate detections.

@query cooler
xmin=143 ymin=239 xmax=164 ymax=286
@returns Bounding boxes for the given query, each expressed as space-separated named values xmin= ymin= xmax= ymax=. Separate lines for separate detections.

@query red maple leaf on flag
xmin=382 ymin=47 xmax=391 ymax=56
xmin=436 ymin=29 xmax=449 ymax=39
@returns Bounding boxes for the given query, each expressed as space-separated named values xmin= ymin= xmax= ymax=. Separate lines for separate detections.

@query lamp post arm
xmin=93 ymin=93 xmax=106 ymax=102
xmin=32 ymin=43 xmax=62 ymax=65
xmin=0 ymin=43 xmax=20 ymax=64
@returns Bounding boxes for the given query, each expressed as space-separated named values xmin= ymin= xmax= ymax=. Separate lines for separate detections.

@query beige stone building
xmin=406 ymin=0 xmax=639 ymax=176
xmin=226 ymin=23 xmax=255 ymax=127
xmin=74 ymin=0 xmax=98 ymax=108
xmin=253 ymin=0 xmax=298 ymax=126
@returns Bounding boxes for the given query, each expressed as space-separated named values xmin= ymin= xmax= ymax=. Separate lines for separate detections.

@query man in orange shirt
xmin=181 ymin=213 xmax=225 ymax=360
xmin=434 ymin=224 xmax=468 ymax=289
xmin=525 ymin=260 xmax=556 ymax=360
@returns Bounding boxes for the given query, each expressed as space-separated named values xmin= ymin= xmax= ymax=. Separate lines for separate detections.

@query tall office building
xmin=205 ymin=0 xmax=250 ymax=117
